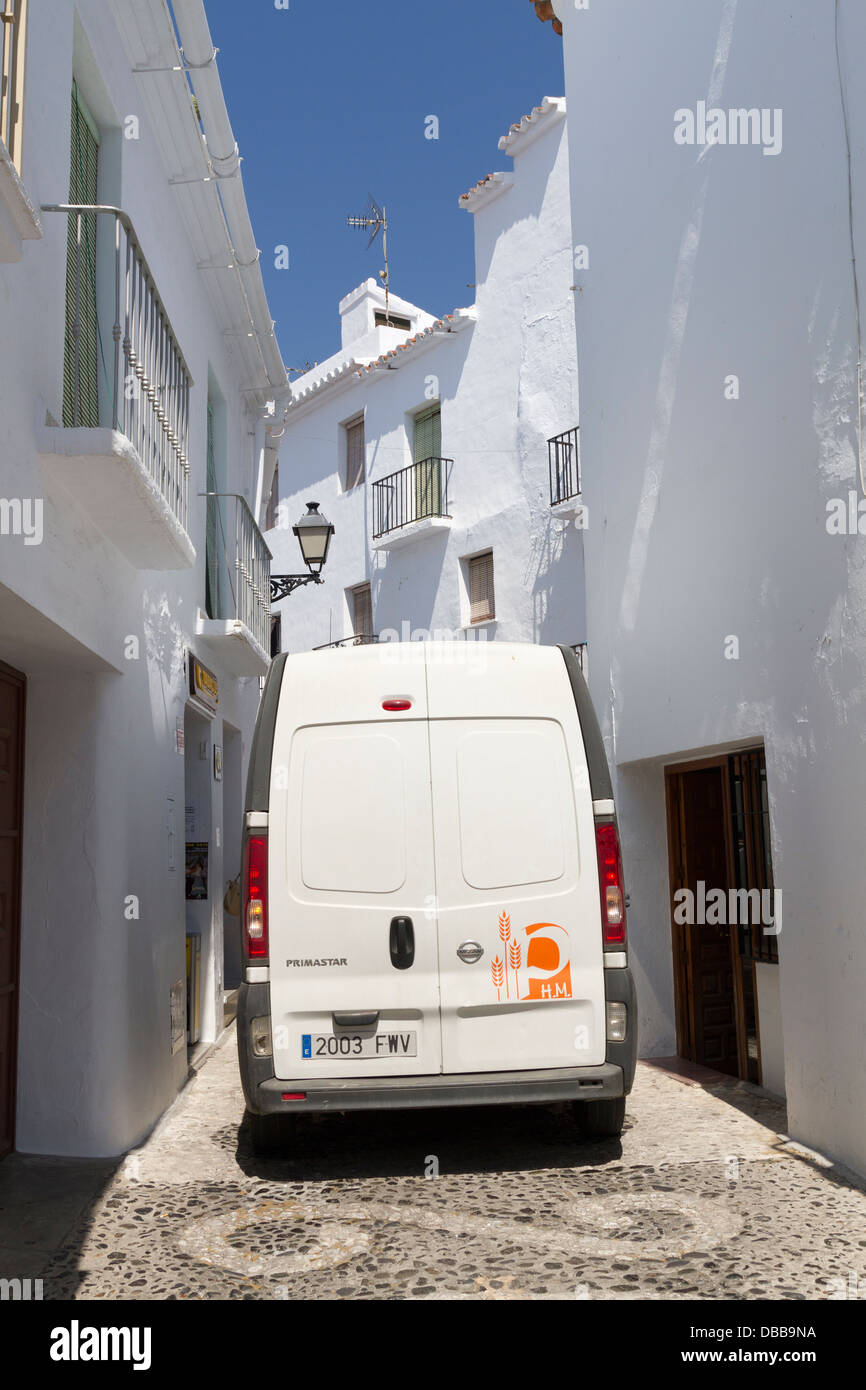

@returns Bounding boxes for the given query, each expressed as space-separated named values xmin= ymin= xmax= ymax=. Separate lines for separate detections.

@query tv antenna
xmin=347 ymin=195 xmax=392 ymax=324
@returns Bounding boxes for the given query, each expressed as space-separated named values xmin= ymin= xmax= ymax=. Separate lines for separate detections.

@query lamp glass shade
xmin=293 ymin=502 xmax=334 ymax=574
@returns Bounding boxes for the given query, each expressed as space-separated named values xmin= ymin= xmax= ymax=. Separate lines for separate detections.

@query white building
xmin=0 ymin=0 xmax=285 ymax=1157
xmin=268 ymin=97 xmax=584 ymax=660
xmin=542 ymin=0 xmax=866 ymax=1175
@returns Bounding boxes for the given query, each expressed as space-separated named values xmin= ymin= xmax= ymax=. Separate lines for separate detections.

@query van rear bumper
xmin=237 ymin=983 xmax=626 ymax=1113
xmin=237 ymin=979 xmax=633 ymax=1114
xmin=247 ymin=1063 xmax=625 ymax=1114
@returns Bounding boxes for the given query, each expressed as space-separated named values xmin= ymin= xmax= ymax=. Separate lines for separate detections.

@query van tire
xmin=573 ymin=1096 xmax=626 ymax=1139
xmin=248 ymin=1111 xmax=289 ymax=1157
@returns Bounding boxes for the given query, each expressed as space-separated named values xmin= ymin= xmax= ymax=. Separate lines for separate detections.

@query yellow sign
xmin=188 ymin=654 xmax=219 ymax=714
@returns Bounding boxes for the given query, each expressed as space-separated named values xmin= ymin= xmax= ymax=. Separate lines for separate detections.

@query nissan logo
xmin=457 ymin=941 xmax=484 ymax=965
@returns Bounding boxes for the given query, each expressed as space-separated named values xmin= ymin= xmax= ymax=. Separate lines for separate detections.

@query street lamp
xmin=270 ymin=502 xmax=335 ymax=603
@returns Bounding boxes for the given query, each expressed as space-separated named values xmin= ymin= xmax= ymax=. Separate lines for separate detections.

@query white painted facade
xmin=268 ymin=98 xmax=585 ymax=658
xmin=0 ymin=1 xmax=285 ymax=1155
xmin=552 ymin=0 xmax=866 ymax=1173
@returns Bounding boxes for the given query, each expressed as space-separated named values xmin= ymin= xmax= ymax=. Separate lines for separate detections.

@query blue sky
xmin=202 ymin=0 xmax=565 ymax=374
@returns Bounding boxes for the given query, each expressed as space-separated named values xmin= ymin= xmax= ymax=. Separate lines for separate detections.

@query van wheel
xmin=248 ymin=1111 xmax=289 ymax=1157
xmin=573 ymin=1096 xmax=626 ymax=1139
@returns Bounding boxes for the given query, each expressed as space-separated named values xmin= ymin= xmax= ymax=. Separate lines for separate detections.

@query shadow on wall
xmin=374 ymin=530 xmax=452 ymax=638
xmin=529 ymin=516 xmax=585 ymax=645
xmin=142 ymin=586 xmax=186 ymax=747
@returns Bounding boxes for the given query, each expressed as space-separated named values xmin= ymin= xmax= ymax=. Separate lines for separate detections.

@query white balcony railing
xmin=42 ymin=204 xmax=193 ymax=536
xmin=1 ymin=0 xmax=27 ymax=170
xmin=201 ymin=492 xmax=272 ymax=659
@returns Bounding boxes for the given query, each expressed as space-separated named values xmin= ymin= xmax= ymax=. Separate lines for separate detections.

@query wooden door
xmin=0 ymin=661 xmax=25 ymax=1157
xmin=666 ymin=761 xmax=740 ymax=1075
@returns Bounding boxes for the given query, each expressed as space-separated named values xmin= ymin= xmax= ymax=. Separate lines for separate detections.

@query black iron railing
xmin=372 ymin=457 xmax=452 ymax=538
xmin=548 ymin=427 xmax=580 ymax=506
xmin=312 ymin=634 xmax=379 ymax=650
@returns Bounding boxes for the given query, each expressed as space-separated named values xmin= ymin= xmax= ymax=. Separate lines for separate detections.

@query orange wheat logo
xmin=490 ymin=915 xmax=572 ymax=1002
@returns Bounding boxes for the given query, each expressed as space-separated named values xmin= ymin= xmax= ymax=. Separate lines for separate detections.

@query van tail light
xmin=595 ymin=819 xmax=626 ymax=948
xmin=243 ymin=832 xmax=269 ymax=961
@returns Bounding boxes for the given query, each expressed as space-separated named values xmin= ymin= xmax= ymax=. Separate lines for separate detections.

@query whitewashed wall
xmin=270 ymin=102 xmax=584 ymax=659
xmin=554 ymin=0 xmax=866 ymax=1174
xmin=0 ymin=2 xmax=265 ymax=1154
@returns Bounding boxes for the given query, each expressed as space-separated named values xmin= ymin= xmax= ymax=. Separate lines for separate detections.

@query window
xmin=413 ymin=403 xmax=441 ymax=462
xmin=729 ymin=749 xmax=779 ymax=966
xmin=269 ymin=614 xmax=282 ymax=659
xmin=468 ymin=551 xmax=495 ymax=623
xmin=62 ymin=81 xmax=100 ymax=428
xmin=375 ymin=311 xmax=412 ymax=331
xmin=413 ymin=403 xmax=442 ymax=519
xmin=351 ymin=583 xmax=372 ymax=639
xmin=344 ymin=415 xmax=365 ymax=491
xmin=1 ymin=0 xmax=28 ymax=171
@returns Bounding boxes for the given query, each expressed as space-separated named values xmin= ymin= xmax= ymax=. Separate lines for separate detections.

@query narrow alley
xmin=3 ymin=1029 xmax=862 ymax=1301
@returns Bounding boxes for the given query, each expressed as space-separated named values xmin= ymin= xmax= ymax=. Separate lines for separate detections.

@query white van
xmin=237 ymin=641 xmax=636 ymax=1153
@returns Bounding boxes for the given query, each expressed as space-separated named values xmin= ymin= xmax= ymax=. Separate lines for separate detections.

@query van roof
xmin=244 ymin=642 xmax=613 ymax=814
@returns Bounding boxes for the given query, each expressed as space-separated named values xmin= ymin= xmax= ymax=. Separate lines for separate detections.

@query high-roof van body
xmin=238 ymin=642 xmax=636 ymax=1151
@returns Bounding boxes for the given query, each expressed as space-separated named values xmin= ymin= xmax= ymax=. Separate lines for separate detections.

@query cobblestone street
xmin=3 ymin=1031 xmax=864 ymax=1301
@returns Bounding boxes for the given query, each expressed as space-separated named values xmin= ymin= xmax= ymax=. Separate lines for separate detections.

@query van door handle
xmin=389 ymin=916 xmax=415 ymax=970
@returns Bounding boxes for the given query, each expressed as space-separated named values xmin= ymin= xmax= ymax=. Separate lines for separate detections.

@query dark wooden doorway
xmin=0 ymin=660 xmax=25 ymax=1158
xmin=665 ymin=749 xmax=776 ymax=1083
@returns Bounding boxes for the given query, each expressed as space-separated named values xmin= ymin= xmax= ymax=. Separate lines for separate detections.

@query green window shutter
xmin=413 ymin=404 xmax=441 ymax=463
xmin=413 ymin=405 xmax=442 ymax=519
xmin=205 ymin=402 xmax=220 ymax=619
xmin=63 ymin=83 xmax=100 ymax=428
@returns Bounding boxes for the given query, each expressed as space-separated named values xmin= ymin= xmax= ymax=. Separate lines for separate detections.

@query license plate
xmin=301 ymin=1031 xmax=417 ymax=1060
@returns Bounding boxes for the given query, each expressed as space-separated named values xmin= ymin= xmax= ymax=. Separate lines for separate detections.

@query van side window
xmin=455 ymin=723 xmax=570 ymax=889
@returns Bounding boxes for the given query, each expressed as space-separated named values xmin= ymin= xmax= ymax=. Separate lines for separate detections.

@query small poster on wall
xmin=213 ymin=744 xmax=223 ymax=781
xmin=185 ymin=842 xmax=209 ymax=900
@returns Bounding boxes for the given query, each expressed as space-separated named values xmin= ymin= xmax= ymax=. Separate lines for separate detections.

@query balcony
xmin=371 ymin=457 xmax=453 ymax=550
xmin=0 ymin=0 xmax=41 ymax=261
xmin=195 ymin=493 xmax=272 ymax=677
xmin=37 ymin=205 xmax=195 ymax=569
xmin=548 ymin=426 xmax=581 ymax=518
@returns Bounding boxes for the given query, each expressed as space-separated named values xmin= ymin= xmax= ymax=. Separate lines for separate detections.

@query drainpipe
xmin=262 ymin=412 xmax=286 ymax=525
xmin=170 ymin=0 xmax=288 ymax=397
xmin=253 ymin=415 xmax=267 ymax=524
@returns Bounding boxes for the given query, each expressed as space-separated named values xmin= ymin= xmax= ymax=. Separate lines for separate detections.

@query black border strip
xmin=557 ymin=644 xmax=613 ymax=801
xmin=244 ymin=652 xmax=288 ymax=815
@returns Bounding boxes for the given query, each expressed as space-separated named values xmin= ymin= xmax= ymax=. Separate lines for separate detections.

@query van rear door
xmin=267 ymin=649 xmax=442 ymax=1080
xmin=427 ymin=645 xmax=606 ymax=1073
